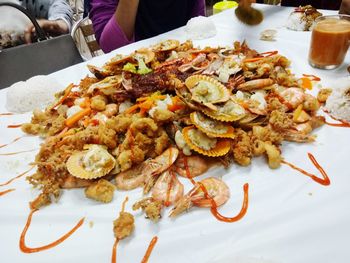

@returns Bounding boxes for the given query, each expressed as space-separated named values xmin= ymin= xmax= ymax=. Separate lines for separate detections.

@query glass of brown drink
xmin=308 ymin=15 xmax=350 ymax=69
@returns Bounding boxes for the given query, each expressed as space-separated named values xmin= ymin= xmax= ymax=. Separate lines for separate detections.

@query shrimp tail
xmin=169 ymin=195 xmax=193 ymax=218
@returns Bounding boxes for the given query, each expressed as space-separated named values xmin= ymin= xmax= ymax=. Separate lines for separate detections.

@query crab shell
xmin=153 ymin=39 xmax=180 ymax=52
xmin=201 ymin=99 xmax=246 ymax=122
xmin=182 ymin=126 xmax=231 ymax=157
xmin=190 ymin=111 xmax=235 ymax=139
xmin=66 ymin=146 xmax=116 ymax=180
xmin=185 ymin=75 xmax=230 ymax=109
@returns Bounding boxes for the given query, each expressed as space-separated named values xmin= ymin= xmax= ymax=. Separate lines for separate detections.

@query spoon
xmin=235 ymin=0 xmax=263 ymax=26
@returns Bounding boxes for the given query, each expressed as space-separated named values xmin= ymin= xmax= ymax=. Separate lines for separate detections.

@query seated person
xmin=89 ymin=0 xmax=205 ymax=53
xmin=21 ymin=0 xmax=73 ymax=43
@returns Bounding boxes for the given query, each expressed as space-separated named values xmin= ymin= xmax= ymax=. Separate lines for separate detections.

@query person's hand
xmin=340 ymin=0 xmax=350 ymax=15
xmin=24 ymin=19 xmax=69 ymax=43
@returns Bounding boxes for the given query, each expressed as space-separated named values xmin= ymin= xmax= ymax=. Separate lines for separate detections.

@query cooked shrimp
xmin=115 ymin=162 xmax=145 ymax=190
xmin=151 ymin=170 xmax=184 ymax=205
xmin=103 ymin=103 xmax=118 ymax=117
xmin=237 ymin=78 xmax=274 ymax=91
xmin=280 ymin=88 xmax=305 ymax=109
xmin=174 ymin=155 xmax=209 ymax=178
xmin=143 ymin=147 xmax=179 ymax=194
xmin=169 ymin=177 xmax=230 ymax=217
xmin=60 ymin=175 xmax=94 ymax=189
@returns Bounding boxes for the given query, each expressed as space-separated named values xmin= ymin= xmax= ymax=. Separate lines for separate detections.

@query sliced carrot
xmin=79 ymin=98 xmax=91 ymax=108
xmin=49 ymin=84 xmax=74 ymax=110
xmin=125 ymin=104 xmax=140 ymax=114
xmin=65 ymin=108 xmax=91 ymax=128
xmin=300 ymin=77 xmax=313 ymax=90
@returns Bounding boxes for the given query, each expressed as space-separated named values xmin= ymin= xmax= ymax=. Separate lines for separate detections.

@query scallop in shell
xmin=190 ymin=111 xmax=235 ymax=139
xmin=182 ymin=126 xmax=231 ymax=157
xmin=185 ymin=75 xmax=230 ymax=109
xmin=201 ymin=99 xmax=246 ymax=122
xmin=66 ymin=145 xmax=116 ymax=179
xmin=153 ymin=39 xmax=180 ymax=51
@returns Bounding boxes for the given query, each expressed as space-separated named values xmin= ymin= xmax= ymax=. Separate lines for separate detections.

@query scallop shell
xmin=185 ymin=75 xmax=230 ymax=108
xmin=153 ymin=39 xmax=180 ymax=51
xmin=201 ymin=100 xmax=246 ymax=122
xmin=190 ymin=111 xmax=235 ymax=139
xmin=66 ymin=145 xmax=116 ymax=179
xmin=134 ymin=48 xmax=155 ymax=64
xmin=182 ymin=126 xmax=231 ymax=157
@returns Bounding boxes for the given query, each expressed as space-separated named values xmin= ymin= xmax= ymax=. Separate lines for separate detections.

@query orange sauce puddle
xmin=184 ymin=156 xmax=249 ymax=223
xmin=7 ymin=124 xmax=23 ymax=128
xmin=0 ymin=166 xmax=35 ymax=187
xmin=0 ymin=149 xmax=38 ymax=156
xmin=0 ymin=136 xmax=24 ymax=149
xmin=19 ymin=209 xmax=85 ymax=253
xmin=0 ymin=188 xmax=15 ymax=196
xmin=282 ymin=153 xmax=330 ymax=186
xmin=141 ymin=236 xmax=158 ymax=263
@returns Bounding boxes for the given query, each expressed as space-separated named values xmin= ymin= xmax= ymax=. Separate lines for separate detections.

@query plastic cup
xmin=213 ymin=1 xmax=238 ymax=15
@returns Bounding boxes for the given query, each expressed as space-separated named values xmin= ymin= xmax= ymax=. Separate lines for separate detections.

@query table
xmin=1 ymin=4 xmax=349 ymax=263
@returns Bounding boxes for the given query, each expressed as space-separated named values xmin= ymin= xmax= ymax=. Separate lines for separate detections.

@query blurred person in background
xmin=0 ymin=0 xmax=73 ymax=48
xmin=89 ymin=0 xmax=205 ymax=53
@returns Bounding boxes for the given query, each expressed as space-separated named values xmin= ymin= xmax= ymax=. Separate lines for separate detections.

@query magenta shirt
xmin=90 ymin=0 xmax=206 ymax=53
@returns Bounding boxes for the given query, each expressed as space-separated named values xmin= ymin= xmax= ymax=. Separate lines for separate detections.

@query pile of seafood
xmin=22 ymin=39 xmax=325 ymax=223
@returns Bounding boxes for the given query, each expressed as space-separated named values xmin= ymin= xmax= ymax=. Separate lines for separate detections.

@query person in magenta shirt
xmin=89 ymin=0 xmax=205 ymax=53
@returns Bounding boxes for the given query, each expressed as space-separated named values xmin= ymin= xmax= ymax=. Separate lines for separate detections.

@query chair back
xmin=71 ymin=17 xmax=103 ymax=60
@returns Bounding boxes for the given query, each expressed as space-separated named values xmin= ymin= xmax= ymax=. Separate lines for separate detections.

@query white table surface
xmin=1 ymin=4 xmax=349 ymax=263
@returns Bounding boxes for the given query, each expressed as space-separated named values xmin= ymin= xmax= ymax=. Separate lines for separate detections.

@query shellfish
xmin=185 ymin=75 xmax=230 ymax=110
xmin=66 ymin=144 xmax=116 ymax=180
xmin=201 ymin=99 xmax=246 ymax=122
xmin=182 ymin=126 xmax=231 ymax=157
xmin=190 ymin=111 xmax=235 ymax=139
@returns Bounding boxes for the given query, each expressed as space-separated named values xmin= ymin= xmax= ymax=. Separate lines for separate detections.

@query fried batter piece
xmin=132 ymin=197 xmax=162 ymax=223
xmin=231 ymin=129 xmax=253 ymax=166
xmin=269 ymin=110 xmax=293 ymax=131
xmin=85 ymin=179 xmax=116 ymax=203
xmin=113 ymin=212 xmax=135 ymax=240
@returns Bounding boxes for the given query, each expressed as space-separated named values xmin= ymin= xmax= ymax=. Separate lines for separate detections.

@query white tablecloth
xmin=1 ymin=4 xmax=349 ymax=263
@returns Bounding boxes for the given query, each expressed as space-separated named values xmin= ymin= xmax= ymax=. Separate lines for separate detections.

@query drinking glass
xmin=308 ymin=15 xmax=350 ymax=69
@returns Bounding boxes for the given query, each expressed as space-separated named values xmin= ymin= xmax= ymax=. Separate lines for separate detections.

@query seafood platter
xmin=1 ymin=38 xmax=349 ymax=263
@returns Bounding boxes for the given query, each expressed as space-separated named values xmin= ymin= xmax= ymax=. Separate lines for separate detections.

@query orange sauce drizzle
xmin=19 ymin=209 xmax=84 ymax=253
xmin=0 ymin=136 xmax=23 ymax=149
xmin=141 ymin=236 xmax=158 ymax=263
xmin=7 ymin=124 xmax=23 ymax=128
xmin=121 ymin=196 xmax=129 ymax=213
xmin=111 ymin=238 xmax=119 ymax=263
xmin=0 ymin=149 xmax=38 ymax=156
xmin=0 ymin=113 xmax=14 ymax=116
xmin=302 ymin=74 xmax=321 ymax=81
xmin=323 ymin=109 xmax=350 ymax=128
xmin=111 ymin=196 xmax=129 ymax=263
xmin=184 ymin=156 xmax=249 ymax=223
xmin=0 ymin=188 xmax=15 ymax=196
xmin=282 ymin=153 xmax=330 ymax=186
xmin=0 ymin=166 xmax=35 ymax=187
